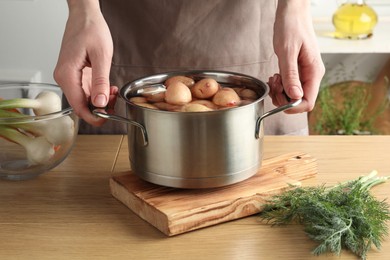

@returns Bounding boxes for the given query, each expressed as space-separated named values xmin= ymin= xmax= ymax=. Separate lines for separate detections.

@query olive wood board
xmin=110 ymin=152 xmax=317 ymax=236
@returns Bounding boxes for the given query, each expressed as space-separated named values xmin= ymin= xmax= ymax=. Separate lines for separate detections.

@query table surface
xmin=1 ymin=135 xmax=390 ymax=260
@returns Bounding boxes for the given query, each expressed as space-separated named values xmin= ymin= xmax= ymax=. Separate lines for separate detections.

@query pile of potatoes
xmin=129 ymin=76 xmax=259 ymax=112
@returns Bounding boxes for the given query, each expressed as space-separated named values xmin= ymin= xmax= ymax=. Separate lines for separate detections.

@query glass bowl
xmin=0 ymin=83 xmax=79 ymax=180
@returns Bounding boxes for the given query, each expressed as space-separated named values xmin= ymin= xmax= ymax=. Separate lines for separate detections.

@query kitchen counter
xmin=314 ymin=17 xmax=390 ymax=53
xmin=1 ymin=135 xmax=390 ymax=260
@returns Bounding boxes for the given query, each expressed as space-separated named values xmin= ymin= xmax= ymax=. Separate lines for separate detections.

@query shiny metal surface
xmin=101 ymin=70 xmax=299 ymax=188
xmin=129 ymin=104 xmax=263 ymax=188
xmin=135 ymin=83 xmax=166 ymax=95
xmin=122 ymin=71 xmax=268 ymax=188
xmin=92 ymin=109 xmax=148 ymax=146
xmin=255 ymin=98 xmax=302 ymax=139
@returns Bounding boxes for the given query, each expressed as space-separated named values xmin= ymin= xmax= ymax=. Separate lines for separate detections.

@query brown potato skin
xmin=239 ymin=99 xmax=255 ymax=106
xmin=143 ymin=92 xmax=165 ymax=103
xmin=232 ymin=87 xmax=243 ymax=95
xmin=129 ymin=97 xmax=148 ymax=103
xmin=135 ymin=103 xmax=159 ymax=109
xmin=212 ymin=88 xmax=241 ymax=107
xmin=165 ymin=76 xmax=195 ymax=88
xmin=191 ymin=78 xmax=219 ymax=99
xmin=239 ymin=88 xmax=258 ymax=100
xmin=164 ymin=81 xmax=192 ymax=105
xmin=190 ymin=99 xmax=218 ymax=110
xmin=153 ymin=102 xmax=182 ymax=111
xmin=130 ymin=77 xmax=259 ymax=112
xmin=182 ymin=103 xmax=212 ymax=112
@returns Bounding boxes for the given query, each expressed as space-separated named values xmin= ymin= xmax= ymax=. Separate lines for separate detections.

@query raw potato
xmin=129 ymin=97 xmax=148 ymax=103
xmin=239 ymin=88 xmax=258 ymax=100
xmin=165 ymin=76 xmax=195 ymax=88
xmin=212 ymin=88 xmax=241 ymax=107
xmin=136 ymin=103 xmax=159 ymax=109
xmin=153 ymin=102 xmax=182 ymax=112
xmin=190 ymin=100 xmax=218 ymax=110
xmin=232 ymin=87 xmax=243 ymax=95
xmin=164 ymin=81 xmax=192 ymax=105
xmin=129 ymin=96 xmax=159 ymax=109
xmin=191 ymin=78 xmax=219 ymax=99
xmin=182 ymin=103 xmax=212 ymax=112
xmin=143 ymin=92 xmax=165 ymax=103
xmin=129 ymin=76 xmax=258 ymax=112
xmin=239 ymin=99 xmax=255 ymax=106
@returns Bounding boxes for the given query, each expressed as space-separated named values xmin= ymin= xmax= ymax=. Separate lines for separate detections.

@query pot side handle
xmin=92 ymin=109 xmax=148 ymax=146
xmin=255 ymin=98 xmax=302 ymax=139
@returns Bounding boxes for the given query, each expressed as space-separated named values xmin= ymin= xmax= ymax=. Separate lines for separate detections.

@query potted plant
xmin=309 ymin=77 xmax=389 ymax=135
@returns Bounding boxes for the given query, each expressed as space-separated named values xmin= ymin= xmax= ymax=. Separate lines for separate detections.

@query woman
xmin=54 ymin=0 xmax=325 ymax=135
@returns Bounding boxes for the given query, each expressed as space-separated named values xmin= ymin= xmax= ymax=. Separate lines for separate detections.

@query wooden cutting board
xmin=110 ymin=152 xmax=317 ymax=236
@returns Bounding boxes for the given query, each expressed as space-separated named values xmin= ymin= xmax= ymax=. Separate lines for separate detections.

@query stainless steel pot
xmin=94 ymin=70 xmax=301 ymax=188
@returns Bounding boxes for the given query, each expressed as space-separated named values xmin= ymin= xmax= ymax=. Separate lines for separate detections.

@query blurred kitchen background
xmin=0 ymin=0 xmax=389 ymax=134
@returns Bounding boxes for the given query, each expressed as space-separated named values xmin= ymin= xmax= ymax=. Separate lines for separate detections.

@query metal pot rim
xmin=119 ymin=70 xmax=270 ymax=112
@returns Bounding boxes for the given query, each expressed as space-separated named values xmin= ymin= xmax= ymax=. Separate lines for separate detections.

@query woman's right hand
xmin=54 ymin=0 xmax=117 ymax=126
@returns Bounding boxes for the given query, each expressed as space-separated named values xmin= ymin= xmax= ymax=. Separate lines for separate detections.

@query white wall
xmin=0 ymin=0 xmax=67 ymax=83
xmin=311 ymin=0 xmax=390 ymax=19
xmin=311 ymin=0 xmax=390 ymax=85
xmin=0 ymin=0 xmax=390 ymax=84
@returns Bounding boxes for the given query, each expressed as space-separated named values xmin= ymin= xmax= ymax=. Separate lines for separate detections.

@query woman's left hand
xmin=270 ymin=0 xmax=325 ymax=113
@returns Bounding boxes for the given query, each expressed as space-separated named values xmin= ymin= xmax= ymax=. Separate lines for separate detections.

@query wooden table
xmin=1 ymin=135 xmax=390 ymax=260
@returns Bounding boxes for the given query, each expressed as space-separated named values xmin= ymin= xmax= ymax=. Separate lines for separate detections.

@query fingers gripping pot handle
xmin=255 ymin=98 xmax=302 ymax=139
xmin=92 ymin=109 xmax=148 ymax=146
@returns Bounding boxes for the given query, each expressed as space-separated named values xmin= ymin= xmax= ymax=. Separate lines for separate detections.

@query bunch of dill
xmin=260 ymin=171 xmax=390 ymax=259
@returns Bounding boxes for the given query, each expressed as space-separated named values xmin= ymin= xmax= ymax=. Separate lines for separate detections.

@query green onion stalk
xmin=0 ymin=91 xmax=75 ymax=165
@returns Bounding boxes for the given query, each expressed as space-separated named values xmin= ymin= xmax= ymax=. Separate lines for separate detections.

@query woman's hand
xmin=270 ymin=0 xmax=325 ymax=113
xmin=54 ymin=0 xmax=117 ymax=126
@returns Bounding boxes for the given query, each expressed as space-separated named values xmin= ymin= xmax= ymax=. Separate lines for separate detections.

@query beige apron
xmin=80 ymin=0 xmax=308 ymax=135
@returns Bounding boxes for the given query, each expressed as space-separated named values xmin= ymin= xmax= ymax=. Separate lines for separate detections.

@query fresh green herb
xmin=313 ymin=77 xmax=389 ymax=135
xmin=260 ymin=171 xmax=390 ymax=259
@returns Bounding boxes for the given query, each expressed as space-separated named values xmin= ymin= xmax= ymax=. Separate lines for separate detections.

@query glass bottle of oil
xmin=332 ymin=0 xmax=378 ymax=39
